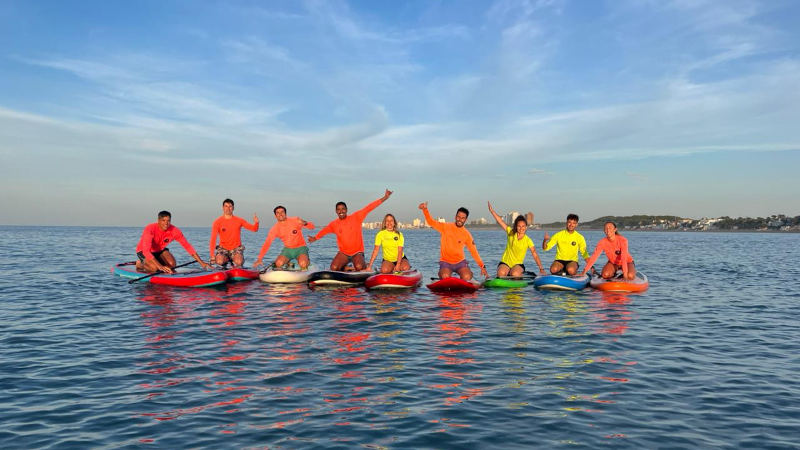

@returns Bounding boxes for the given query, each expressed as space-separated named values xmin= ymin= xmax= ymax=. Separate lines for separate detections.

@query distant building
xmin=526 ymin=212 xmax=534 ymax=226
xmin=412 ymin=218 xmax=422 ymax=228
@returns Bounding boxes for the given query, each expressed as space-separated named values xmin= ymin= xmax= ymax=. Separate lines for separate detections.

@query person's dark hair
xmin=335 ymin=201 xmax=347 ymax=209
xmin=514 ymin=215 xmax=528 ymax=227
xmin=457 ymin=207 xmax=469 ymax=217
xmin=223 ymin=198 xmax=234 ymax=207
xmin=273 ymin=205 xmax=286 ymax=215
xmin=566 ymin=213 xmax=579 ymax=222
xmin=158 ymin=210 xmax=171 ymax=219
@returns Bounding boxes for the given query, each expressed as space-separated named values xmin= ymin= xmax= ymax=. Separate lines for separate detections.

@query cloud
xmin=528 ymin=168 xmax=552 ymax=175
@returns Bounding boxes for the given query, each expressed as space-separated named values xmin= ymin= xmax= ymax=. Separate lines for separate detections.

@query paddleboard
xmin=259 ymin=264 xmax=318 ymax=283
xmin=483 ymin=277 xmax=532 ymax=288
xmin=307 ymin=270 xmax=375 ymax=287
xmin=426 ymin=277 xmax=481 ymax=292
xmin=365 ymin=269 xmax=423 ymax=289
xmin=225 ymin=267 xmax=259 ymax=282
xmin=112 ymin=262 xmax=228 ymax=288
xmin=590 ymin=272 xmax=649 ymax=292
xmin=532 ymin=273 xmax=590 ymax=291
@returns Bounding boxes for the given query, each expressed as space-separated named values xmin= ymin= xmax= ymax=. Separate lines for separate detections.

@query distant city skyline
xmin=1 ymin=1 xmax=799 ymax=226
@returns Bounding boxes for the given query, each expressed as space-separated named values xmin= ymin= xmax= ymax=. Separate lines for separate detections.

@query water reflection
xmin=135 ymin=285 xmax=254 ymax=431
xmin=537 ymin=290 xmax=638 ymax=430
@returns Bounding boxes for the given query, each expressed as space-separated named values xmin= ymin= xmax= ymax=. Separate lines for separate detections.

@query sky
xmin=1 ymin=0 xmax=799 ymax=226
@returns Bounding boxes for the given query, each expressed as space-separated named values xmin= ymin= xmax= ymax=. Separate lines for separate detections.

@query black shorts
xmin=137 ymin=249 xmax=169 ymax=262
xmin=554 ymin=259 xmax=578 ymax=268
xmin=497 ymin=262 xmax=525 ymax=271
xmin=383 ymin=256 xmax=410 ymax=265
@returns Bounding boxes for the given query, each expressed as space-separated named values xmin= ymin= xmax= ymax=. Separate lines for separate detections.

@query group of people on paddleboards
xmin=134 ymin=189 xmax=637 ymax=281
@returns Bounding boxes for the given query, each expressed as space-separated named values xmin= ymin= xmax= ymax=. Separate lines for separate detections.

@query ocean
xmin=1 ymin=226 xmax=798 ymax=448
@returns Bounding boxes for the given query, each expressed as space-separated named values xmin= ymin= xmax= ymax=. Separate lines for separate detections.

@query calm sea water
xmin=1 ymin=226 xmax=799 ymax=449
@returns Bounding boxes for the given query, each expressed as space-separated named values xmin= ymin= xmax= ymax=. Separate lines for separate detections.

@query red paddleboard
xmin=225 ymin=267 xmax=259 ymax=282
xmin=365 ymin=269 xmax=423 ymax=289
xmin=426 ymin=277 xmax=480 ymax=292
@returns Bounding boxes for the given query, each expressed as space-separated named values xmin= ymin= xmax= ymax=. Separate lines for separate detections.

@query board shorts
xmin=439 ymin=260 xmax=469 ymax=272
xmin=215 ymin=245 xmax=244 ymax=259
xmin=498 ymin=262 xmax=525 ymax=271
xmin=137 ymin=248 xmax=169 ymax=262
xmin=280 ymin=245 xmax=309 ymax=260
xmin=337 ymin=251 xmax=365 ymax=264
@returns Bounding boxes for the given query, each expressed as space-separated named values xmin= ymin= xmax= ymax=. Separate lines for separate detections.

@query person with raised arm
xmin=253 ymin=205 xmax=315 ymax=270
xmin=308 ymin=190 xmax=393 ymax=271
xmin=367 ymin=213 xmax=412 ymax=274
xmin=209 ymin=198 xmax=259 ymax=268
xmin=541 ymin=213 xmax=590 ymax=275
xmin=419 ymin=202 xmax=488 ymax=281
xmin=487 ymin=202 xmax=545 ymax=277
xmin=580 ymin=221 xmax=637 ymax=280
xmin=137 ymin=210 xmax=212 ymax=273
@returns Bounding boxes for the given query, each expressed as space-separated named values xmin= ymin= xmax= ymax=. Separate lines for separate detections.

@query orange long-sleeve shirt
xmin=585 ymin=235 xmax=634 ymax=278
xmin=423 ymin=208 xmax=484 ymax=267
xmin=209 ymin=215 xmax=259 ymax=256
xmin=137 ymin=223 xmax=196 ymax=260
xmin=313 ymin=198 xmax=382 ymax=255
xmin=257 ymin=217 xmax=315 ymax=260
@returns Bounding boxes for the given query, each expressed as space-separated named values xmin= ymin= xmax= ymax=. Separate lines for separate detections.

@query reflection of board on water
xmin=365 ymin=269 xmax=423 ymax=289
xmin=259 ymin=264 xmax=319 ymax=283
xmin=532 ymin=273 xmax=590 ymax=291
xmin=307 ymin=270 xmax=375 ymax=287
xmin=427 ymin=277 xmax=481 ymax=292
xmin=590 ymin=272 xmax=649 ymax=292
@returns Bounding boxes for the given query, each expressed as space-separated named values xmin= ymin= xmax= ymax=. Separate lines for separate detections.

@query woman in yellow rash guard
xmin=367 ymin=214 xmax=411 ymax=274
xmin=487 ymin=202 xmax=545 ymax=277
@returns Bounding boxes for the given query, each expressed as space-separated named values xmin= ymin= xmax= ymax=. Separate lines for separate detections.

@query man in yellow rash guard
xmin=542 ymin=213 xmax=590 ymax=275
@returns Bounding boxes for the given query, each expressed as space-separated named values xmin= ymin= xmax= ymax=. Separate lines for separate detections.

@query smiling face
xmin=336 ymin=204 xmax=348 ymax=220
xmin=274 ymin=207 xmax=287 ymax=222
xmin=157 ymin=215 xmax=171 ymax=231
xmin=222 ymin=201 xmax=234 ymax=216
xmin=384 ymin=215 xmax=396 ymax=231
xmin=515 ymin=220 xmax=527 ymax=236
xmin=604 ymin=222 xmax=617 ymax=239
xmin=454 ymin=211 xmax=468 ymax=227
xmin=566 ymin=218 xmax=578 ymax=232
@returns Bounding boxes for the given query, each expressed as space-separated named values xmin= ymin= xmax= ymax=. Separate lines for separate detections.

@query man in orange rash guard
xmin=418 ymin=202 xmax=489 ymax=281
xmin=308 ymin=189 xmax=393 ymax=271
xmin=209 ymin=198 xmax=259 ymax=267
xmin=136 ymin=210 xmax=212 ymax=273
xmin=253 ymin=205 xmax=315 ymax=270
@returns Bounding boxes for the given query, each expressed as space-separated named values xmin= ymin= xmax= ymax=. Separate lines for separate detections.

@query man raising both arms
xmin=253 ymin=206 xmax=315 ymax=270
xmin=308 ymin=190 xmax=393 ymax=271
xmin=209 ymin=198 xmax=260 ymax=268
xmin=419 ymin=202 xmax=489 ymax=281
xmin=137 ymin=210 xmax=212 ymax=273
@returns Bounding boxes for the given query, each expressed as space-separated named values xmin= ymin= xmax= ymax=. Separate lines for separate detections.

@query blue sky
xmin=1 ymin=0 xmax=799 ymax=226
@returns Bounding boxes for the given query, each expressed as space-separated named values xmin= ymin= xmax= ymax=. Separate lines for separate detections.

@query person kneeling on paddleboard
xmin=487 ymin=201 xmax=545 ymax=277
xmin=254 ymin=205 xmax=315 ymax=270
xmin=541 ymin=213 xmax=590 ymax=275
xmin=308 ymin=190 xmax=393 ymax=271
xmin=367 ymin=213 xmax=412 ymax=274
xmin=580 ymin=221 xmax=637 ymax=280
xmin=419 ymin=202 xmax=489 ymax=281
xmin=209 ymin=198 xmax=259 ymax=268
xmin=136 ymin=210 xmax=212 ymax=274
